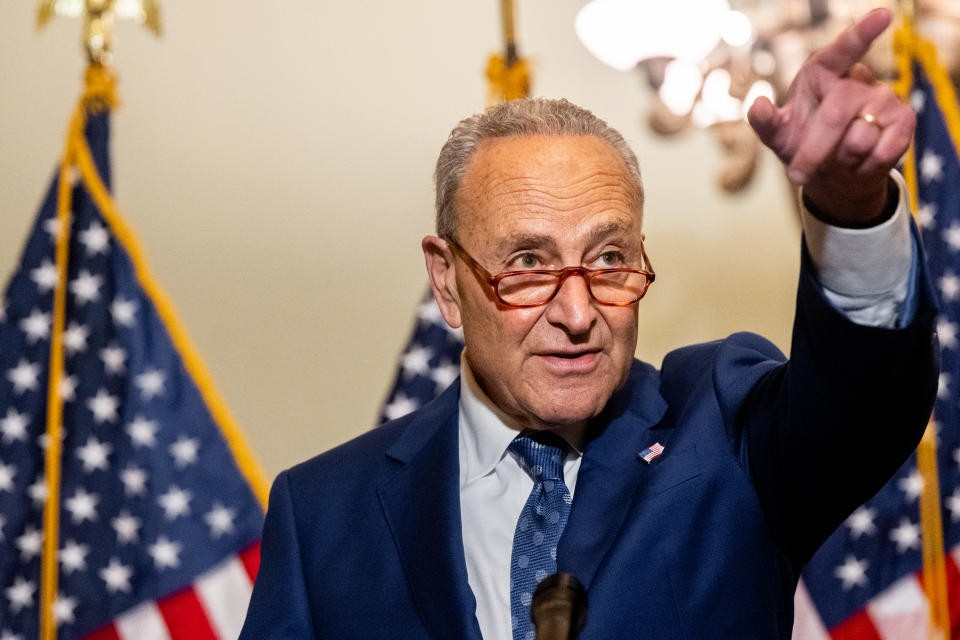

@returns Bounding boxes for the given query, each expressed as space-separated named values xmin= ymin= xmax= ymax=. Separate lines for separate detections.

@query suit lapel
xmin=557 ymin=361 xmax=669 ymax=590
xmin=377 ymin=381 xmax=483 ymax=640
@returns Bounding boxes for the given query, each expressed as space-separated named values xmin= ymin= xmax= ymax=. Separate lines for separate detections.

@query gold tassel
xmin=486 ymin=53 xmax=531 ymax=105
xmin=81 ymin=64 xmax=120 ymax=115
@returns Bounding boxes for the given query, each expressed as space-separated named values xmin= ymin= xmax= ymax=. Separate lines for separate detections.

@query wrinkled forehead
xmin=455 ymin=135 xmax=644 ymax=247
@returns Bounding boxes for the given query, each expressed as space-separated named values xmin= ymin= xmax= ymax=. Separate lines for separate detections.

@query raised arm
xmin=748 ymin=8 xmax=915 ymax=226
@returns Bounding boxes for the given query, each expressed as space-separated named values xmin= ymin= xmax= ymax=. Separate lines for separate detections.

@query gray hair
xmin=434 ymin=97 xmax=643 ymax=239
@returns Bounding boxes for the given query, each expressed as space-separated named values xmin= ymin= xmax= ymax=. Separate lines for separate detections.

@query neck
xmin=460 ymin=352 xmax=588 ymax=452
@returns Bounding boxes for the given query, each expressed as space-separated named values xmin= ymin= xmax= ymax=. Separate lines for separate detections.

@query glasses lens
xmin=590 ymin=271 xmax=650 ymax=304
xmin=496 ymin=270 xmax=650 ymax=306
xmin=497 ymin=272 xmax=560 ymax=306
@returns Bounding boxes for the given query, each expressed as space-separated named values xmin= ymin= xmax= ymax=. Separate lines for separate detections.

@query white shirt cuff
xmin=799 ymin=171 xmax=913 ymax=327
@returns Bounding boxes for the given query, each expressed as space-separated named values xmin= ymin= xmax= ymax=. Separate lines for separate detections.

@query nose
xmin=543 ymin=272 xmax=597 ymax=337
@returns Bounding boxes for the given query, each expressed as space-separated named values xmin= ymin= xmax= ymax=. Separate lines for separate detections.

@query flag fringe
xmin=39 ymin=100 xmax=83 ymax=640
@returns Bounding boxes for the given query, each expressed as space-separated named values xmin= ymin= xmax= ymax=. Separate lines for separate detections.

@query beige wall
xmin=0 ymin=1 xmax=799 ymax=481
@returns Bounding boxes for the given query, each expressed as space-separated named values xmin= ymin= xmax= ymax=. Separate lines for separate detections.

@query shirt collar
xmin=458 ymin=352 xmax=522 ymax=487
xmin=457 ymin=351 xmax=582 ymax=487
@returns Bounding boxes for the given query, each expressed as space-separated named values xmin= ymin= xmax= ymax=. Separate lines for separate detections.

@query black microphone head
xmin=530 ymin=573 xmax=588 ymax=640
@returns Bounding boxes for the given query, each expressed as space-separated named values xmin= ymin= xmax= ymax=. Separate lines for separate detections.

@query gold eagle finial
xmin=37 ymin=0 xmax=161 ymax=65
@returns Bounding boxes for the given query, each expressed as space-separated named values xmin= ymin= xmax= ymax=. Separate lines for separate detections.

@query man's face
xmin=426 ymin=135 xmax=645 ymax=438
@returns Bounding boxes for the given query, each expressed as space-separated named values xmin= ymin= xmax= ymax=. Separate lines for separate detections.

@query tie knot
xmin=509 ymin=433 xmax=567 ymax=482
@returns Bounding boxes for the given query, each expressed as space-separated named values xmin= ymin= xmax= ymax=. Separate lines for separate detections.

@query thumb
xmin=747 ymin=96 xmax=780 ymax=148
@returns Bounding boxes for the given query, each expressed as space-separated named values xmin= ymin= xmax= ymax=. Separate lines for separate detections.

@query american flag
xmin=0 ymin=107 xmax=265 ymax=638
xmin=793 ymin=29 xmax=960 ymax=639
xmin=378 ymin=290 xmax=463 ymax=424
xmin=638 ymin=442 xmax=665 ymax=464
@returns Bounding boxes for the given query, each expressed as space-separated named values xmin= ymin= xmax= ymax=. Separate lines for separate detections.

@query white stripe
xmin=115 ymin=600 xmax=172 ymax=640
xmin=866 ymin=574 xmax=929 ymax=640
xmin=792 ymin=579 xmax=830 ymax=640
xmin=195 ymin=555 xmax=254 ymax=640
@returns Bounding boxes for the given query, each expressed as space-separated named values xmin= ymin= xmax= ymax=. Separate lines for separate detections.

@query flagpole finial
xmin=36 ymin=0 xmax=162 ymax=66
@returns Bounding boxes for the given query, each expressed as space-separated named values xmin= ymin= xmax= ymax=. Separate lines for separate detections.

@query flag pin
xmin=638 ymin=442 xmax=665 ymax=464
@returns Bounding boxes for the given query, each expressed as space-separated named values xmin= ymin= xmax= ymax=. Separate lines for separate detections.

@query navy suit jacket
xmin=240 ymin=259 xmax=938 ymax=639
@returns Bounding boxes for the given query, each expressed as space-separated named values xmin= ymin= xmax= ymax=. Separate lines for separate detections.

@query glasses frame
xmin=445 ymin=238 xmax=655 ymax=309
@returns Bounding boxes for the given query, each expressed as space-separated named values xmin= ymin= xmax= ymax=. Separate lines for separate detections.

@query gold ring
xmin=857 ymin=112 xmax=881 ymax=128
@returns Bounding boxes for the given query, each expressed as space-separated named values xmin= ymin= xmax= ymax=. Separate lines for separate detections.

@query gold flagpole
xmin=33 ymin=4 xmax=161 ymax=637
xmin=500 ymin=0 xmax=518 ymax=66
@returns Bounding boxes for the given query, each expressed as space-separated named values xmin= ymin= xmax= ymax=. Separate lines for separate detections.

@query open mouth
xmin=544 ymin=349 xmax=599 ymax=358
xmin=538 ymin=350 xmax=601 ymax=372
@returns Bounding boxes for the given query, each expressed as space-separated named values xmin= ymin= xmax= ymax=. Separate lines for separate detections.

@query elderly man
xmin=241 ymin=9 xmax=937 ymax=640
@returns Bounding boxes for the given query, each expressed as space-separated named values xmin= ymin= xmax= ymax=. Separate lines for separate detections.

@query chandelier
xmin=576 ymin=0 xmax=960 ymax=192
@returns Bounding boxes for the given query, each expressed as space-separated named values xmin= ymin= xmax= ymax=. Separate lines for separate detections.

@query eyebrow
xmin=493 ymin=220 xmax=637 ymax=256
xmin=583 ymin=220 xmax=638 ymax=246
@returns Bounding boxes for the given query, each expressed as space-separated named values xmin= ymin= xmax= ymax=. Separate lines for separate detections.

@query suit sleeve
xmin=240 ymin=471 xmax=316 ymax=639
xmin=720 ymin=226 xmax=939 ymax=568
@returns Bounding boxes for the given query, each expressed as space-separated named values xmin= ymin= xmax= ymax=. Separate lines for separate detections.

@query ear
xmin=422 ymin=236 xmax=463 ymax=329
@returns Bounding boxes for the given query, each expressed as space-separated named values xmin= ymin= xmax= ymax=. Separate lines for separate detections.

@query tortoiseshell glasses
xmin=446 ymin=238 xmax=655 ymax=309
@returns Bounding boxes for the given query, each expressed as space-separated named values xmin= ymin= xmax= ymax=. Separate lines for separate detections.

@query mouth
xmin=536 ymin=349 xmax=602 ymax=373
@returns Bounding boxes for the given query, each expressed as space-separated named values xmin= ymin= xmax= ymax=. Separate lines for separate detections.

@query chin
xmin=528 ymin=394 xmax=607 ymax=427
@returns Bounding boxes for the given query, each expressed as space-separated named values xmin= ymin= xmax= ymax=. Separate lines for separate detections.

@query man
xmin=241 ymin=9 xmax=938 ymax=639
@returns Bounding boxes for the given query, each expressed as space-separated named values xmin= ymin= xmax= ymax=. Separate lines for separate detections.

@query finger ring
xmin=857 ymin=112 xmax=882 ymax=128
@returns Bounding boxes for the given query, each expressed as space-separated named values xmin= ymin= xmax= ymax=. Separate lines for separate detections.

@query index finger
xmin=814 ymin=8 xmax=892 ymax=76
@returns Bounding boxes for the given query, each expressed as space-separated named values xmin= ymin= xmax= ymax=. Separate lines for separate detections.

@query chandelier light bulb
xmin=658 ymin=60 xmax=703 ymax=116
xmin=575 ymin=0 xmax=730 ymax=71
xmin=701 ymin=68 xmax=742 ymax=122
xmin=721 ymin=10 xmax=753 ymax=47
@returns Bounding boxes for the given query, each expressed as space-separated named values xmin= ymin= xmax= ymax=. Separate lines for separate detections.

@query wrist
xmin=802 ymin=177 xmax=898 ymax=229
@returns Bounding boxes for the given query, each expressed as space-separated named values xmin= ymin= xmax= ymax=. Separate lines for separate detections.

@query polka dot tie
xmin=508 ymin=433 xmax=572 ymax=640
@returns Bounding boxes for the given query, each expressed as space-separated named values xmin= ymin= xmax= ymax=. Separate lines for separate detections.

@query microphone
xmin=530 ymin=573 xmax=588 ymax=640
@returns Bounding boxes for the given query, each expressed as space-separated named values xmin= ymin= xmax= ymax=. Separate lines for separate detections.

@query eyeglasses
xmin=446 ymin=238 xmax=655 ymax=309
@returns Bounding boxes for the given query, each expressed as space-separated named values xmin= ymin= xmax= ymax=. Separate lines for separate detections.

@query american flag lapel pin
xmin=638 ymin=442 xmax=665 ymax=464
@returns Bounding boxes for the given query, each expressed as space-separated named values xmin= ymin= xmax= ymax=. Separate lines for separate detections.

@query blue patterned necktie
xmin=508 ymin=432 xmax=572 ymax=640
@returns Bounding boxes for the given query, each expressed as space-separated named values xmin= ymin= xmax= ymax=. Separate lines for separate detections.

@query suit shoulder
xmin=663 ymin=332 xmax=784 ymax=365
xmin=283 ymin=411 xmax=412 ymax=488
xmin=659 ymin=332 xmax=785 ymax=401
xmin=283 ymin=379 xmax=461 ymax=492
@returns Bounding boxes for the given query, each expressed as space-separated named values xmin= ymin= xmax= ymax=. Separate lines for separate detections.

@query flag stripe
xmin=792 ymin=580 xmax=830 ymax=640
xmin=240 ymin=541 xmax=261 ymax=584
xmin=115 ymin=601 xmax=172 ymax=640
xmin=196 ymin=556 xmax=254 ymax=640
xmin=81 ymin=547 xmax=257 ymax=640
xmin=946 ymin=548 xmax=960 ymax=635
xmin=156 ymin=586 xmax=219 ymax=640
xmin=828 ymin=609 xmax=883 ymax=640
xmin=83 ymin=623 xmax=123 ymax=640
xmin=864 ymin=574 xmax=928 ymax=639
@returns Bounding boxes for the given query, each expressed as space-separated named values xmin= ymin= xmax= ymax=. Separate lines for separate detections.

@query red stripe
xmin=157 ymin=585 xmax=218 ymax=640
xmin=240 ymin=541 xmax=261 ymax=583
xmin=83 ymin=623 xmax=122 ymax=640
xmin=941 ymin=553 xmax=960 ymax=637
xmin=829 ymin=609 xmax=883 ymax=640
